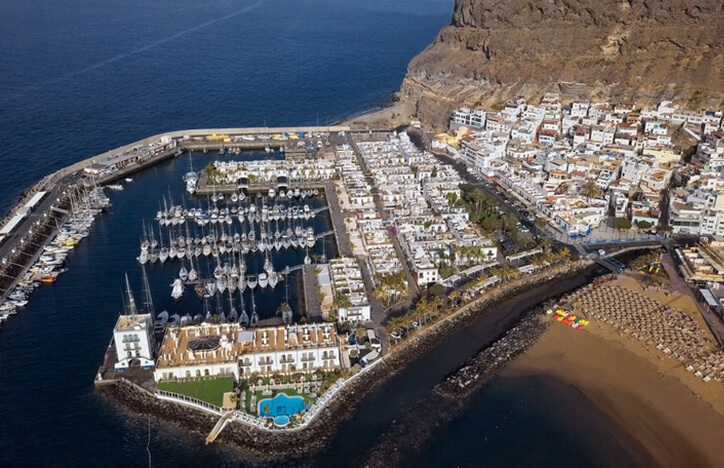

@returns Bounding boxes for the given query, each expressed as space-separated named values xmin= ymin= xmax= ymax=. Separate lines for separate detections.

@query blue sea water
xmin=0 ymin=0 xmax=453 ymax=217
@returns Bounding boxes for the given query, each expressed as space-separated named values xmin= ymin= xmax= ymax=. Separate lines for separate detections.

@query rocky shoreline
xmin=434 ymin=311 xmax=549 ymax=399
xmin=98 ymin=259 xmax=596 ymax=464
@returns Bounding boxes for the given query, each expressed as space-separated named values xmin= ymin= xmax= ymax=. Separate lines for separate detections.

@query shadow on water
xmin=395 ymin=374 xmax=657 ymax=468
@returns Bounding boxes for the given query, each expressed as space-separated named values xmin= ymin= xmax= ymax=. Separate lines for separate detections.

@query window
xmin=204 ymin=369 xmax=210 ymax=376
xmin=196 ymin=370 xmax=201 ymax=377
xmin=185 ymin=371 xmax=191 ymax=378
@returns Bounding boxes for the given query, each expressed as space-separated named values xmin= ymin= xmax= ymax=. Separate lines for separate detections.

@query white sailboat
xmin=258 ymin=272 xmax=269 ymax=289
xmin=268 ymin=270 xmax=279 ymax=289
xmin=171 ymin=279 xmax=184 ymax=300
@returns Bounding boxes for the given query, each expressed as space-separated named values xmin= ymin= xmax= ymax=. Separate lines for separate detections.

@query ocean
xmin=0 ymin=1 xmax=648 ymax=467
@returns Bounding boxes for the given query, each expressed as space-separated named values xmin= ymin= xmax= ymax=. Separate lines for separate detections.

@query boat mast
xmin=141 ymin=265 xmax=155 ymax=321
xmin=125 ymin=273 xmax=138 ymax=317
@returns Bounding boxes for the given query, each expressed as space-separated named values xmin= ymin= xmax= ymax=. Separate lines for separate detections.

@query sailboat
xmin=195 ymin=281 xmax=205 ymax=298
xmin=188 ymin=257 xmax=198 ymax=282
xmin=258 ymin=272 xmax=269 ymax=289
xmin=138 ymin=238 xmax=150 ymax=265
xmin=184 ymin=152 xmax=199 ymax=194
xmin=227 ymin=290 xmax=238 ymax=323
xmin=171 ymin=279 xmax=184 ymax=300
xmin=238 ymin=291 xmax=249 ymax=326
xmin=158 ymin=228 xmax=169 ymax=263
xmin=250 ymin=290 xmax=259 ymax=326
xmin=263 ymin=252 xmax=274 ymax=274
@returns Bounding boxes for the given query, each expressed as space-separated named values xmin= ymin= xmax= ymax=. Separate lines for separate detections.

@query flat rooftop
xmin=156 ymin=322 xmax=339 ymax=369
xmin=114 ymin=313 xmax=152 ymax=331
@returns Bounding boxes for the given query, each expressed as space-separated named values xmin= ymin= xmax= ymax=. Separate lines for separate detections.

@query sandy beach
xmin=342 ymin=99 xmax=417 ymax=129
xmin=506 ymin=302 xmax=724 ymax=467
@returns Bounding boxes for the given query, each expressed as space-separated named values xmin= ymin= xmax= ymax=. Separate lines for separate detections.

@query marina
xmin=0 ymin=127 xmax=348 ymax=326
xmin=0 ymin=1 xmax=462 ymax=465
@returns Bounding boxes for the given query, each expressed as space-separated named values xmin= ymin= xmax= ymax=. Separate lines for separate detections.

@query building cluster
xmin=210 ymin=156 xmax=337 ymax=185
xmin=443 ymin=98 xmax=724 ymax=237
xmin=357 ymin=133 xmax=496 ymax=286
xmin=668 ymin=131 xmax=724 ymax=235
xmin=327 ymin=257 xmax=371 ymax=323
xmin=333 ymin=144 xmax=403 ymax=278
xmin=113 ymin=318 xmax=344 ymax=381
xmin=84 ymin=136 xmax=177 ymax=178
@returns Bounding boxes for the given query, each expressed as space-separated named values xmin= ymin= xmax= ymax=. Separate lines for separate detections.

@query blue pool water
xmin=274 ymin=416 xmax=290 ymax=427
xmin=258 ymin=393 xmax=306 ymax=417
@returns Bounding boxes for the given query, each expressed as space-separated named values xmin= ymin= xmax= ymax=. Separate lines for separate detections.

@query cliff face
xmin=403 ymin=0 xmax=724 ymax=128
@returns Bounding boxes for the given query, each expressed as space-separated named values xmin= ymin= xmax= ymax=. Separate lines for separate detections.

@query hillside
xmin=401 ymin=0 xmax=724 ymax=128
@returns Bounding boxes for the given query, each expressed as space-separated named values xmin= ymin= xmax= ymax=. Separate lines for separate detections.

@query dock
xmin=0 ymin=125 xmax=350 ymax=307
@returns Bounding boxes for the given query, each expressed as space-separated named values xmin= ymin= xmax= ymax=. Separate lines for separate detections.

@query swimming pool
xmin=274 ymin=416 xmax=290 ymax=427
xmin=258 ymin=393 xmax=306 ymax=418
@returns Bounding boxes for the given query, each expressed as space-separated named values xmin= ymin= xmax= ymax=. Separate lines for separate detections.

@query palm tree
xmin=540 ymin=238 xmax=551 ymax=253
xmin=446 ymin=192 xmax=459 ymax=207
xmin=333 ymin=293 xmax=353 ymax=309
xmin=449 ymin=290 xmax=461 ymax=307
xmin=582 ymin=180 xmax=602 ymax=200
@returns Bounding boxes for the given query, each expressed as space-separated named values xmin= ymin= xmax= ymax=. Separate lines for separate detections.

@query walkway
xmin=205 ymin=410 xmax=234 ymax=444
xmin=302 ymin=264 xmax=323 ymax=321
xmin=322 ymin=181 xmax=353 ymax=257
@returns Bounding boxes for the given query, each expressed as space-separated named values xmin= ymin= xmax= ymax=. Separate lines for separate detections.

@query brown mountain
xmin=401 ymin=0 xmax=724 ymax=128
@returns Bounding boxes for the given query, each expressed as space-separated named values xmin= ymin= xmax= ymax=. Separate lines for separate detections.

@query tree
xmin=481 ymin=216 xmax=501 ymax=232
xmin=613 ymin=217 xmax=632 ymax=230
xmin=539 ymin=238 xmax=552 ymax=253
xmin=448 ymin=290 xmax=462 ymax=307
xmin=557 ymin=247 xmax=571 ymax=261
xmin=582 ymin=180 xmax=602 ymax=200
xmin=333 ymin=293 xmax=352 ymax=309
xmin=429 ymin=283 xmax=445 ymax=297
xmin=636 ymin=220 xmax=653 ymax=229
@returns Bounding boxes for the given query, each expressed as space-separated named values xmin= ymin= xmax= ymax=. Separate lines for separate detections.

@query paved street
xmin=322 ymin=181 xmax=353 ymax=257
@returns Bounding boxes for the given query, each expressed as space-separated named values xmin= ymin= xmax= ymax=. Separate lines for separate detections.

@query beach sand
xmin=342 ymin=100 xmax=417 ymax=129
xmin=505 ymin=318 xmax=724 ymax=467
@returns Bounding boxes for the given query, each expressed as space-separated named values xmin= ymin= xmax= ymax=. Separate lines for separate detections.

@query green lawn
xmin=158 ymin=377 xmax=234 ymax=407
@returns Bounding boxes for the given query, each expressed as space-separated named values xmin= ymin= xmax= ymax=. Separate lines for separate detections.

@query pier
xmin=0 ymin=125 xmax=349 ymax=310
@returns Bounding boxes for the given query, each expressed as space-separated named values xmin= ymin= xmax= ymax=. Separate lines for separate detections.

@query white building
xmin=451 ymin=107 xmax=486 ymax=130
xmin=113 ymin=313 xmax=155 ymax=370
xmin=154 ymin=323 xmax=343 ymax=381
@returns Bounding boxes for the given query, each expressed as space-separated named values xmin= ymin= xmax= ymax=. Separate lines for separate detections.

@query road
xmin=321 ymin=181 xmax=353 ymax=257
